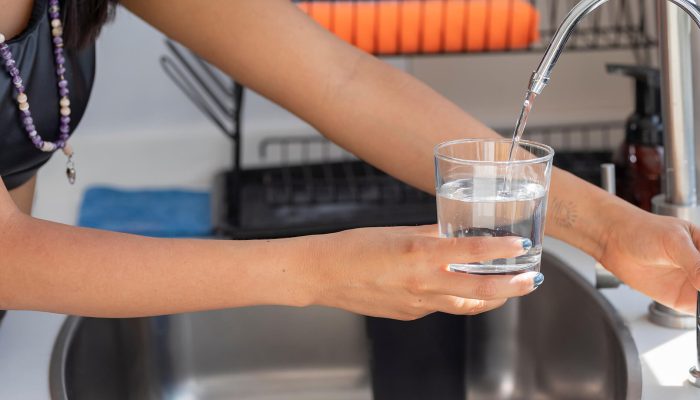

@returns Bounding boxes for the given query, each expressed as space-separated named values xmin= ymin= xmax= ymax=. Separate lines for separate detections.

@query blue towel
xmin=78 ymin=186 xmax=212 ymax=238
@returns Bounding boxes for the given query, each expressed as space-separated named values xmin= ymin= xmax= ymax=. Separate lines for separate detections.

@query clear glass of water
xmin=434 ymin=139 xmax=554 ymax=275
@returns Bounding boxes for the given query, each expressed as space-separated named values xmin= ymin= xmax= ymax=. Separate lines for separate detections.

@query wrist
xmin=272 ymin=235 xmax=326 ymax=308
xmin=547 ymin=169 xmax=641 ymax=261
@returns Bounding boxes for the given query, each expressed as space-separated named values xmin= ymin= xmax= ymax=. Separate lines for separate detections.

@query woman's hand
xmin=307 ymin=225 xmax=542 ymax=321
xmin=598 ymin=209 xmax=700 ymax=314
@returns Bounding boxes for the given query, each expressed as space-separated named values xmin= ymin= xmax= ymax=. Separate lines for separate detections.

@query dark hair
xmin=64 ymin=0 xmax=119 ymax=49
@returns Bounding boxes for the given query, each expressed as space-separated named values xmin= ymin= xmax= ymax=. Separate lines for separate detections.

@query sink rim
xmin=48 ymin=252 xmax=642 ymax=400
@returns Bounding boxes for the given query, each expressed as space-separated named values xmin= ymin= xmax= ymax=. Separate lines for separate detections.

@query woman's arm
xmin=123 ymin=0 xmax=700 ymax=312
xmin=0 ymin=177 xmax=538 ymax=318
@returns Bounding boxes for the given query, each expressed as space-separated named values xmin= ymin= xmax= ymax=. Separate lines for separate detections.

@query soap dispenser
xmin=607 ymin=64 xmax=664 ymax=212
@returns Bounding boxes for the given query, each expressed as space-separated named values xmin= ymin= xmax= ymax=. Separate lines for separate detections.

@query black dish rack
xmin=160 ymin=0 xmax=645 ymax=238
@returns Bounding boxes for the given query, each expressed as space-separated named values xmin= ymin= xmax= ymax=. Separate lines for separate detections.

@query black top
xmin=0 ymin=0 xmax=95 ymax=190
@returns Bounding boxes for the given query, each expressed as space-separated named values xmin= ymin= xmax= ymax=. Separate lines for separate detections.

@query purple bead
xmin=61 ymin=116 xmax=70 ymax=124
xmin=58 ymin=80 xmax=68 ymax=88
xmin=53 ymin=37 xmax=63 ymax=46
xmin=28 ymin=130 xmax=38 ymax=137
xmin=56 ymin=55 xmax=65 ymax=65
xmin=16 ymin=85 xmax=25 ymax=92
xmin=60 ymin=134 xmax=69 ymax=141
xmin=21 ymin=109 xmax=31 ymax=117
xmin=12 ymin=76 xmax=22 ymax=86
xmin=59 ymin=88 xmax=69 ymax=97
xmin=26 ymin=124 xmax=36 ymax=132
xmin=50 ymin=12 xmax=60 ymax=19
xmin=31 ymin=136 xmax=41 ymax=144
xmin=9 ymin=67 xmax=19 ymax=76
xmin=54 ymin=47 xmax=63 ymax=55
xmin=23 ymin=116 xmax=33 ymax=125
xmin=56 ymin=66 xmax=66 ymax=75
xmin=4 ymin=59 xmax=14 ymax=68
xmin=60 ymin=125 xmax=70 ymax=134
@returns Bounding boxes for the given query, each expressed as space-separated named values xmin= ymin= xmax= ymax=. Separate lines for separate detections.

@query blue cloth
xmin=78 ymin=186 xmax=212 ymax=238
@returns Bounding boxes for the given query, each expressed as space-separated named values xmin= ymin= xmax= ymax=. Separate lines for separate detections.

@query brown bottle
xmin=607 ymin=64 xmax=664 ymax=212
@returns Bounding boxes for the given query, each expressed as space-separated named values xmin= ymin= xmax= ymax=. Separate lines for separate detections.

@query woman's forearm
xmin=122 ymin=0 xmax=624 ymax=261
xmin=317 ymin=55 xmax=626 ymax=260
xmin=0 ymin=211 xmax=317 ymax=317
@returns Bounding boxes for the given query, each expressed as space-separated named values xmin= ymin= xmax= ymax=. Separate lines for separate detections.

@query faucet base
xmin=689 ymin=367 xmax=700 ymax=388
xmin=651 ymin=195 xmax=700 ymax=224
xmin=648 ymin=302 xmax=695 ymax=329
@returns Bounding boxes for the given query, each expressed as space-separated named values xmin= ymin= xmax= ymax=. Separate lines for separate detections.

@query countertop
xmin=0 ymin=132 xmax=698 ymax=399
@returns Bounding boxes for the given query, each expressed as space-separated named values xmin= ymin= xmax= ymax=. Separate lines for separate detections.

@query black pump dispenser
xmin=606 ymin=64 xmax=664 ymax=146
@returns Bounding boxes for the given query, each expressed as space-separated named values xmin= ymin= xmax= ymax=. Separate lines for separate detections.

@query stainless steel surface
xmin=51 ymin=254 xmax=642 ymax=400
xmin=659 ymin=1 xmax=699 ymax=206
xmin=596 ymin=262 xmax=622 ymax=289
xmin=652 ymin=194 xmax=700 ymax=223
xmin=689 ymin=367 xmax=700 ymax=387
xmin=648 ymin=302 xmax=695 ymax=329
xmin=601 ymin=163 xmax=616 ymax=195
xmin=528 ymin=0 xmax=700 ymax=96
xmin=597 ymin=164 xmax=621 ymax=289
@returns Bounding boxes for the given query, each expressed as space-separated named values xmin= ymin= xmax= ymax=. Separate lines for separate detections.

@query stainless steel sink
xmin=50 ymin=253 xmax=641 ymax=399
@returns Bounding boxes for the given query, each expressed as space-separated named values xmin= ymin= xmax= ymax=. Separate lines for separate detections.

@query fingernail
xmin=533 ymin=273 xmax=545 ymax=289
xmin=520 ymin=238 xmax=533 ymax=251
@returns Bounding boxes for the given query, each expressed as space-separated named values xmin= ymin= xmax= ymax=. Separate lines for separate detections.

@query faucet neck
xmin=528 ymin=0 xmax=700 ymax=95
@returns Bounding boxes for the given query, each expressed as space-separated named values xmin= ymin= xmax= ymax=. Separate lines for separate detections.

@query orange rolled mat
xmin=297 ymin=0 xmax=540 ymax=54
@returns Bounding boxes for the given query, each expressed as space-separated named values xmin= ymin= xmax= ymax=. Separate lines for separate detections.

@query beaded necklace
xmin=0 ymin=0 xmax=76 ymax=184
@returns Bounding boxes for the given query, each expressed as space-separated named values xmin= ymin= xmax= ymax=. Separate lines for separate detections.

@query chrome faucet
xmin=525 ymin=0 xmax=700 ymax=387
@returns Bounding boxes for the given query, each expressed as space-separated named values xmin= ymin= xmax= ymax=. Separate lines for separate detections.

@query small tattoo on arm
xmin=550 ymin=198 xmax=578 ymax=229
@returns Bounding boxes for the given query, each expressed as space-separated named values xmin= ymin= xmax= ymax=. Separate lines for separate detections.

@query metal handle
xmin=596 ymin=164 xmax=621 ymax=289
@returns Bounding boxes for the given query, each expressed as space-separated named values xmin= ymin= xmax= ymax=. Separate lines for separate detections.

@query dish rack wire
xmin=160 ymin=0 xmax=650 ymax=237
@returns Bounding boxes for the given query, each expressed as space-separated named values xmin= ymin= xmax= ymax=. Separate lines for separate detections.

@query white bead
xmin=0 ymin=33 xmax=5 ymax=44
xmin=41 ymin=142 xmax=56 ymax=152
xmin=59 ymin=97 xmax=70 ymax=107
xmin=60 ymin=106 xmax=71 ymax=116
xmin=62 ymin=143 xmax=74 ymax=157
xmin=52 ymin=27 xmax=63 ymax=37
xmin=19 ymin=102 xmax=29 ymax=111
xmin=17 ymin=93 xmax=27 ymax=103
xmin=51 ymin=19 xmax=62 ymax=28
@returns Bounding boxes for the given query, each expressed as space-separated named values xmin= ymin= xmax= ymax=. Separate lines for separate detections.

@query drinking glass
xmin=434 ymin=139 xmax=554 ymax=274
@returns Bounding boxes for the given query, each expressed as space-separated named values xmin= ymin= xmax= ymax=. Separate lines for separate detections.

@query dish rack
xmin=294 ymin=0 xmax=655 ymax=55
xmin=160 ymin=0 xmax=651 ymax=238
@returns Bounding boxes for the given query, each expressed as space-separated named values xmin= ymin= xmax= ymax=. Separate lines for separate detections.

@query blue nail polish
xmin=521 ymin=238 xmax=533 ymax=251
xmin=533 ymin=273 xmax=545 ymax=289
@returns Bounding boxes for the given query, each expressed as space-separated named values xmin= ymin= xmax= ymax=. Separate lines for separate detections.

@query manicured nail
xmin=520 ymin=238 xmax=533 ymax=251
xmin=533 ymin=273 xmax=545 ymax=289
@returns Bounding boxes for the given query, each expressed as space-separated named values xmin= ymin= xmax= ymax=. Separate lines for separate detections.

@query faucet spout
xmin=528 ymin=0 xmax=700 ymax=95
xmin=529 ymin=0 xmax=700 ymax=388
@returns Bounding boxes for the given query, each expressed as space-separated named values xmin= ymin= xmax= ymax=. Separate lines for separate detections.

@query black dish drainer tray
xmin=212 ymin=160 xmax=437 ymax=239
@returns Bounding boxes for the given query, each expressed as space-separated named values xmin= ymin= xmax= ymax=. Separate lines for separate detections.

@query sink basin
xmin=50 ymin=253 xmax=641 ymax=399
